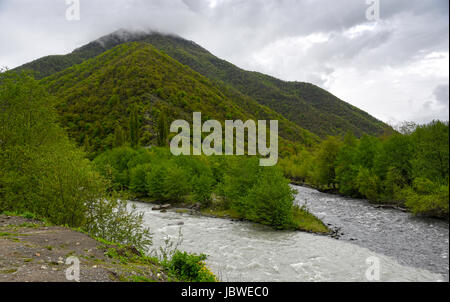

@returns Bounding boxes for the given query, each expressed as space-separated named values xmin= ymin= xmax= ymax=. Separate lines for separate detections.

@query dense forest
xmin=40 ymin=42 xmax=318 ymax=158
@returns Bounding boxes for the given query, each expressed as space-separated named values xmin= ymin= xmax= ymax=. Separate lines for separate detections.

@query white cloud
xmin=0 ymin=0 xmax=448 ymax=124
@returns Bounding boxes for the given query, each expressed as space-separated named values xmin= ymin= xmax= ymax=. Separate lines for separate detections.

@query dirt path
xmin=0 ymin=214 xmax=167 ymax=282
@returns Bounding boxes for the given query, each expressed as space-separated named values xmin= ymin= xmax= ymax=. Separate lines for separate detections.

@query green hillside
xmin=40 ymin=42 xmax=317 ymax=156
xmin=16 ymin=29 xmax=391 ymax=138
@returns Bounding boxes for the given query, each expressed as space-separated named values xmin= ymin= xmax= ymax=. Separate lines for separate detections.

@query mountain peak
xmin=15 ymin=30 xmax=390 ymax=138
xmin=74 ymin=28 xmax=203 ymax=55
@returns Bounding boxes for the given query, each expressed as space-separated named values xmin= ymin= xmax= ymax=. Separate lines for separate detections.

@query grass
xmin=128 ymin=275 xmax=158 ymax=282
xmin=200 ymin=205 xmax=330 ymax=234
xmin=290 ymin=205 xmax=330 ymax=234
xmin=200 ymin=208 xmax=242 ymax=220
xmin=0 ymin=232 xmax=16 ymax=237
xmin=0 ymin=269 xmax=17 ymax=274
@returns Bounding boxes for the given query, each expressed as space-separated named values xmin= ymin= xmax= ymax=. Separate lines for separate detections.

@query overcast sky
xmin=0 ymin=0 xmax=448 ymax=124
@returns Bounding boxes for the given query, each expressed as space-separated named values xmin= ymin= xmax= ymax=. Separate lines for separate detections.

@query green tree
xmin=113 ymin=123 xmax=125 ymax=147
xmin=192 ymin=174 xmax=215 ymax=206
xmin=355 ymin=167 xmax=380 ymax=201
xmin=411 ymin=121 xmax=449 ymax=182
xmin=313 ymin=136 xmax=342 ymax=187
xmin=83 ymin=135 xmax=91 ymax=153
xmin=157 ymin=111 xmax=169 ymax=147
xmin=335 ymin=132 xmax=359 ymax=196
xmin=355 ymin=135 xmax=381 ymax=169
xmin=108 ymin=94 xmax=120 ymax=106
xmin=129 ymin=164 xmax=152 ymax=195
xmin=129 ymin=105 xmax=140 ymax=148
xmin=163 ymin=165 xmax=191 ymax=202
xmin=245 ymin=167 xmax=295 ymax=229
xmin=145 ymin=165 xmax=167 ymax=200
xmin=374 ymin=133 xmax=413 ymax=182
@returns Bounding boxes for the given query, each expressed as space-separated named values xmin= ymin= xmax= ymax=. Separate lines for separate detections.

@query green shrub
xmin=163 ymin=165 xmax=191 ymax=202
xmin=403 ymin=179 xmax=449 ymax=218
xmin=93 ymin=147 xmax=137 ymax=190
xmin=145 ymin=164 xmax=167 ymax=200
xmin=217 ymin=157 xmax=260 ymax=209
xmin=244 ymin=167 xmax=295 ymax=229
xmin=192 ymin=174 xmax=216 ymax=206
xmin=129 ymin=164 xmax=152 ymax=194
xmin=167 ymin=251 xmax=217 ymax=282
xmin=355 ymin=167 xmax=380 ymax=202
xmin=84 ymin=194 xmax=152 ymax=252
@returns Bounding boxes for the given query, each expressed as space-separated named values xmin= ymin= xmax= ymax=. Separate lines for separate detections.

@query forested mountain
xmin=40 ymin=42 xmax=317 ymax=156
xmin=16 ymin=29 xmax=391 ymax=138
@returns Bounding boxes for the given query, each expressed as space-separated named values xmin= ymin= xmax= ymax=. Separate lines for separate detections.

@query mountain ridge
xmin=39 ymin=41 xmax=318 ymax=155
xmin=15 ymin=29 xmax=392 ymax=139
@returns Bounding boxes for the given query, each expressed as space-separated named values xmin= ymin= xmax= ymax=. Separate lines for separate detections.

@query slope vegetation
xmin=41 ymin=42 xmax=317 ymax=155
xmin=17 ymin=29 xmax=391 ymax=138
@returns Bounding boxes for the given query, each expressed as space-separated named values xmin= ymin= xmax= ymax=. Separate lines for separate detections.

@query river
xmin=131 ymin=185 xmax=449 ymax=282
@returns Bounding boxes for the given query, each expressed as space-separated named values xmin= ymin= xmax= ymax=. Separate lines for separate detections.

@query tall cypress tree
xmin=113 ymin=123 xmax=125 ymax=148
xmin=83 ymin=135 xmax=90 ymax=153
xmin=157 ymin=111 xmax=169 ymax=147
xmin=129 ymin=105 xmax=140 ymax=148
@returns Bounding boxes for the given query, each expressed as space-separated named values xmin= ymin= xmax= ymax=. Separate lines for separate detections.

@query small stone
xmin=75 ymin=242 xmax=80 ymax=246
xmin=35 ymin=253 xmax=40 ymax=257
xmin=41 ymin=265 xmax=47 ymax=270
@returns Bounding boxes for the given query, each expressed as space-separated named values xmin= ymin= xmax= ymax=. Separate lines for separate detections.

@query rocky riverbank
xmin=0 ymin=214 xmax=168 ymax=282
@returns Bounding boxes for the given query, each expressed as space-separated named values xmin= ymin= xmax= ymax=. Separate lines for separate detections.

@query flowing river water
xmin=131 ymin=185 xmax=448 ymax=282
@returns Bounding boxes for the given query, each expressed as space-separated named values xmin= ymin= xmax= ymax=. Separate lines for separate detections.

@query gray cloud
xmin=0 ymin=0 xmax=448 ymax=124
xmin=434 ymin=84 xmax=449 ymax=107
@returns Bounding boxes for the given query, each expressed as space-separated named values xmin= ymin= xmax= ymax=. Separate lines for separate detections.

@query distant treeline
xmin=280 ymin=122 xmax=449 ymax=218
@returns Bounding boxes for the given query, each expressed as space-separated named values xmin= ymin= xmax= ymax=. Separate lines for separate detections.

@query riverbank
xmin=0 ymin=214 xmax=169 ymax=282
xmin=132 ymin=198 xmax=446 ymax=282
xmin=292 ymin=185 xmax=449 ymax=280
xmin=289 ymin=179 xmax=448 ymax=220
xmin=134 ymin=197 xmax=330 ymax=235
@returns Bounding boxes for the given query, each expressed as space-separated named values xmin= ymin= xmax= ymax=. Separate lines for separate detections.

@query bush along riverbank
xmin=279 ymin=122 xmax=449 ymax=220
xmin=93 ymin=147 xmax=330 ymax=234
